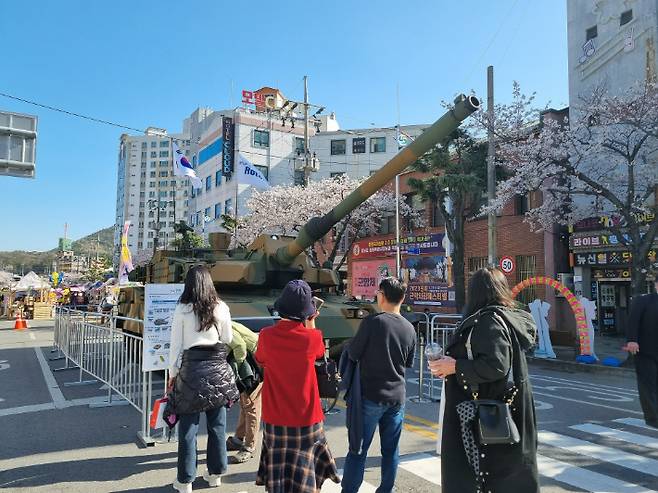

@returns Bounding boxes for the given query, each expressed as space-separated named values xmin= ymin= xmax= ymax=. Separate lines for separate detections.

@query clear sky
xmin=0 ymin=0 xmax=568 ymax=251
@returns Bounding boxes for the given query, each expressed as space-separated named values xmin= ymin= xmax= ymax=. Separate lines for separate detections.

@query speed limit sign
xmin=500 ymin=256 xmax=515 ymax=274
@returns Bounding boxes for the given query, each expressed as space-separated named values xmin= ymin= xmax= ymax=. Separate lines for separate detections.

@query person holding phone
xmin=254 ymin=280 xmax=339 ymax=493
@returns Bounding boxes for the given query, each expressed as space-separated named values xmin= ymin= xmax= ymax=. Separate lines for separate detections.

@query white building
xmin=567 ymin=0 xmax=655 ymax=107
xmin=114 ymin=126 xmax=191 ymax=259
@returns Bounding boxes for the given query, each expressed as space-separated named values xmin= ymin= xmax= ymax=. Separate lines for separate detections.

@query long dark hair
xmin=464 ymin=267 xmax=515 ymax=317
xmin=179 ymin=265 xmax=220 ymax=332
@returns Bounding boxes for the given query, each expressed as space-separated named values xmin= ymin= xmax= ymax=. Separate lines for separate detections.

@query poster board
xmin=351 ymin=259 xmax=397 ymax=299
xmin=143 ymin=283 xmax=184 ymax=372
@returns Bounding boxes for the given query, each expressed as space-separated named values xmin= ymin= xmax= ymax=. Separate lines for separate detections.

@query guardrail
xmin=410 ymin=312 xmax=462 ymax=403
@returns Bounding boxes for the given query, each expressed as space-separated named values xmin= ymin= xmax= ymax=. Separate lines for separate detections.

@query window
xmin=147 ymin=241 xmax=153 ymax=248
xmin=138 ymin=241 xmax=143 ymax=249
xmin=294 ymin=170 xmax=305 ymax=186
xmin=148 ymin=231 xmax=154 ymax=238
xmin=253 ymin=130 xmax=270 ymax=148
xmin=432 ymin=200 xmax=446 ymax=227
xmin=379 ymin=213 xmax=396 ymax=234
xmin=330 ymin=172 xmax=345 ymax=179
xmin=151 ymin=141 xmax=157 ymax=148
xmin=160 ymin=140 xmax=169 ymax=148
xmin=215 ymin=203 xmax=222 ymax=219
xmin=159 ymin=160 xmax=168 ymax=167
xmin=515 ymin=194 xmax=529 ymax=215
xmin=215 ymin=170 xmax=222 ymax=186
xmin=170 ymin=180 xmax=176 ymax=186
xmin=255 ymin=165 xmax=269 ymax=180
xmin=352 ymin=137 xmax=366 ymax=154
xmin=370 ymin=137 xmax=386 ymax=153
xmin=159 ymin=150 xmax=169 ymax=158
xmin=159 ymin=171 xmax=169 ymax=177
xmin=159 ymin=190 xmax=167 ymax=197
xmin=620 ymin=9 xmax=632 ymax=26
xmin=150 ymin=171 xmax=156 ymax=178
xmin=150 ymin=162 xmax=157 ymax=169
xmin=516 ymin=255 xmax=537 ymax=306
xmin=141 ymin=151 xmax=147 ymax=159
xmin=205 ymin=176 xmax=212 ymax=191
xmin=149 ymin=181 xmax=155 ymax=187
xmin=586 ymin=25 xmax=597 ymax=41
xmin=191 ymin=188 xmax=195 ymax=198
xmin=225 ymin=198 xmax=233 ymax=215
xmin=331 ymin=139 xmax=346 ymax=155
xmin=141 ymin=142 xmax=147 ymax=149
xmin=468 ymin=256 xmax=491 ymax=273
xmin=150 ymin=151 xmax=157 ymax=158
xmin=295 ymin=137 xmax=305 ymax=154
xmin=204 ymin=207 xmax=211 ymax=221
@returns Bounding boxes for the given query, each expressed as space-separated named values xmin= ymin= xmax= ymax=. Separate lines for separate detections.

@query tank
xmin=118 ymin=94 xmax=480 ymax=354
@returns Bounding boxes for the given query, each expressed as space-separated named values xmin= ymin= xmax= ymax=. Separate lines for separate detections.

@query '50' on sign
xmin=499 ymin=256 xmax=515 ymax=274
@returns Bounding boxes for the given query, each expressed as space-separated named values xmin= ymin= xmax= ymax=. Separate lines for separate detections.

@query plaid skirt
xmin=256 ymin=422 xmax=340 ymax=493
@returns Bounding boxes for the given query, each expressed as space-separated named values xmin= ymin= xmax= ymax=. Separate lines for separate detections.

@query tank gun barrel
xmin=274 ymin=94 xmax=480 ymax=266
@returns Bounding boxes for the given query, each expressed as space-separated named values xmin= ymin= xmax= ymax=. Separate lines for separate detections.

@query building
xmin=114 ymin=126 xmax=191 ymax=260
xmin=0 ymin=110 xmax=37 ymax=178
xmin=567 ymin=0 xmax=658 ymax=334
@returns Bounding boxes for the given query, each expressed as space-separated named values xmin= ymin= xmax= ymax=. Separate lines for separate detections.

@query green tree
xmin=408 ymin=129 xmax=488 ymax=312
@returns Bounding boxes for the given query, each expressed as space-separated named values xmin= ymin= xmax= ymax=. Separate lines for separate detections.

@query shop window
xmin=515 ymin=255 xmax=537 ymax=306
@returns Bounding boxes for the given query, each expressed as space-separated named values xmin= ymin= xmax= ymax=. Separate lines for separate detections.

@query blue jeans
xmin=341 ymin=399 xmax=404 ymax=493
xmin=178 ymin=407 xmax=227 ymax=483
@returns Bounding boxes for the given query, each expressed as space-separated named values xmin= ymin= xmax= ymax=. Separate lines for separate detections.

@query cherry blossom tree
xmin=235 ymin=176 xmax=420 ymax=273
xmin=486 ymin=83 xmax=658 ymax=296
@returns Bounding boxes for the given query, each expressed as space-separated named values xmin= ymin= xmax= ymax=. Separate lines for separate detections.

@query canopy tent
xmin=13 ymin=271 xmax=51 ymax=291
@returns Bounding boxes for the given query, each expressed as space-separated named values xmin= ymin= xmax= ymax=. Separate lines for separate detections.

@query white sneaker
xmin=173 ymin=479 xmax=192 ymax=493
xmin=203 ymin=472 xmax=222 ymax=487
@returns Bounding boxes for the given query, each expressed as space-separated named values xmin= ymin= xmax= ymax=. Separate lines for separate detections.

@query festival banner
xmin=402 ymin=255 xmax=455 ymax=307
xmin=351 ymin=258 xmax=397 ymax=298
xmin=351 ymin=233 xmax=446 ymax=260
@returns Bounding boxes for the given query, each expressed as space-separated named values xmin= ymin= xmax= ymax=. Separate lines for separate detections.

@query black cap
xmin=274 ymin=279 xmax=316 ymax=321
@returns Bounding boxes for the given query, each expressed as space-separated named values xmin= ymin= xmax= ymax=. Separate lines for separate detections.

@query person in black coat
xmin=626 ymin=279 xmax=658 ymax=428
xmin=429 ymin=267 xmax=539 ymax=493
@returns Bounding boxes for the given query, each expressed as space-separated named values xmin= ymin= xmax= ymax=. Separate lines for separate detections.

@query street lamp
xmin=147 ymin=198 xmax=170 ymax=254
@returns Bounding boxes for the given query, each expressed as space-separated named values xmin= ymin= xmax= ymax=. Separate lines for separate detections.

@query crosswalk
xmin=322 ymin=416 xmax=658 ymax=492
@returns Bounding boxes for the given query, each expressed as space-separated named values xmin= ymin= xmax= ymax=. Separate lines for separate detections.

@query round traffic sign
xmin=500 ymin=256 xmax=515 ymax=274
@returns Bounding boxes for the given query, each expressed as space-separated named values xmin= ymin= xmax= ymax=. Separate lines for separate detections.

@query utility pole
xmin=487 ymin=65 xmax=497 ymax=267
xmin=394 ymin=83 xmax=402 ymax=278
xmin=303 ymin=75 xmax=310 ymax=187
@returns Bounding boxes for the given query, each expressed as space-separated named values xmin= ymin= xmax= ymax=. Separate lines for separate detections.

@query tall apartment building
xmin=567 ymin=0 xmax=658 ymax=334
xmin=114 ymin=126 xmax=191 ymax=260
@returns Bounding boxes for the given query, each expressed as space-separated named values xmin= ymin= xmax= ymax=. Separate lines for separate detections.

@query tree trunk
xmin=630 ymin=248 xmax=649 ymax=297
xmin=452 ymin=214 xmax=466 ymax=313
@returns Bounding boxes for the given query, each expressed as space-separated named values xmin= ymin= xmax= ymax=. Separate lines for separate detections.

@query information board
xmin=143 ymin=283 xmax=184 ymax=372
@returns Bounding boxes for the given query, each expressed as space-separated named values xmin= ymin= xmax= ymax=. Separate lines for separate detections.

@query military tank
xmin=118 ymin=94 xmax=480 ymax=354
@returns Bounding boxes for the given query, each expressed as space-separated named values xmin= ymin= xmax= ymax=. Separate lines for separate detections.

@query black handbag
xmin=465 ymin=312 xmax=521 ymax=446
xmin=315 ymin=354 xmax=340 ymax=399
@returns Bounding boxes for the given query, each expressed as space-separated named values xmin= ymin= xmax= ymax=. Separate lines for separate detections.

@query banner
xmin=238 ymin=154 xmax=270 ymax=189
xmin=402 ymin=255 xmax=455 ymax=307
xmin=222 ymin=117 xmax=235 ymax=176
xmin=142 ymin=283 xmax=184 ymax=372
xmin=351 ymin=233 xmax=446 ymax=260
xmin=118 ymin=221 xmax=134 ymax=285
xmin=351 ymin=258 xmax=397 ymax=298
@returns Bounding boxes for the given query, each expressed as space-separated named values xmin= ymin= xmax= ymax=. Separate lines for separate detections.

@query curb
xmin=527 ymin=356 xmax=635 ymax=376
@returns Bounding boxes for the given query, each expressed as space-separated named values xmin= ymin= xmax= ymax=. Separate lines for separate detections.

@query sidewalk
xmin=529 ymin=332 xmax=634 ymax=375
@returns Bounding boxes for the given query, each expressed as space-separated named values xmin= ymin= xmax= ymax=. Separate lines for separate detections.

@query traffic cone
xmin=14 ymin=313 xmax=28 ymax=330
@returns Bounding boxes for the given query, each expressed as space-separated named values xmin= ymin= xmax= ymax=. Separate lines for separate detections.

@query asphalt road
xmin=1 ymin=322 xmax=657 ymax=493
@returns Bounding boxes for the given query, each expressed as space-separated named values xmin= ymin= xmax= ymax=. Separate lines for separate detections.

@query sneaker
xmin=173 ymin=479 xmax=192 ymax=493
xmin=233 ymin=448 xmax=254 ymax=463
xmin=203 ymin=472 xmax=222 ymax=487
xmin=226 ymin=435 xmax=244 ymax=451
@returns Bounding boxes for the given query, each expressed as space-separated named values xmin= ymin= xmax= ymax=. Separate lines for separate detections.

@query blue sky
xmin=0 ymin=0 xmax=568 ymax=251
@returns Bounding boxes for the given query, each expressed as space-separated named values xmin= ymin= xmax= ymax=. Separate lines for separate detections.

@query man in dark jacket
xmin=341 ymin=277 xmax=416 ymax=493
xmin=626 ymin=280 xmax=658 ymax=428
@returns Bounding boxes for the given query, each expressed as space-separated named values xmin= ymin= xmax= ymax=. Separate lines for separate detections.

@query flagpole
xmin=395 ymin=83 xmax=402 ymax=279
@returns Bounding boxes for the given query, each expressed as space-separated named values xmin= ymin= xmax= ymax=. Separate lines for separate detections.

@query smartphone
xmin=312 ymin=296 xmax=325 ymax=311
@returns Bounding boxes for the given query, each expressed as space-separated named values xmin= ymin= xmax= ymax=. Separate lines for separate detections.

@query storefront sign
xmin=143 ymin=283 xmax=184 ymax=372
xmin=572 ymin=212 xmax=656 ymax=232
xmin=402 ymin=255 xmax=455 ymax=307
xmin=570 ymin=232 xmax=638 ymax=249
xmin=574 ymin=249 xmax=657 ymax=266
xmin=592 ymin=268 xmax=631 ymax=280
xmin=222 ymin=117 xmax=235 ymax=176
xmin=351 ymin=258 xmax=397 ymax=298
xmin=352 ymin=234 xmax=445 ymax=259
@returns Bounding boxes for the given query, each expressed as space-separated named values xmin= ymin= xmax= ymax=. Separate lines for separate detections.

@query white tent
xmin=13 ymin=271 xmax=51 ymax=291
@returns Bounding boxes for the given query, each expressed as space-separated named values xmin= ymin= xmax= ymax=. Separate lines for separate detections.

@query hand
xmin=625 ymin=342 xmax=640 ymax=355
xmin=428 ymin=356 xmax=456 ymax=379
xmin=305 ymin=311 xmax=320 ymax=329
xmin=167 ymin=377 xmax=176 ymax=391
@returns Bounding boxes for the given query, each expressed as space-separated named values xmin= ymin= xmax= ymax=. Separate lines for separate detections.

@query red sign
xmin=500 ymin=256 xmax=515 ymax=274
xmin=351 ymin=259 xmax=397 ymax=298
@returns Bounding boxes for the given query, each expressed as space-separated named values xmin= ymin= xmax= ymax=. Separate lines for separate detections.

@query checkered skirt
xmin=256 ymin=422 xmax=340 ymax=493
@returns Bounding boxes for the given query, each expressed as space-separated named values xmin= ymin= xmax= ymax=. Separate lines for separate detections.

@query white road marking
xmin=531 ymin=374 xmax=638 ymax=395
xmin=539 ymin=431 xmax=658 ymax=475
xmin=534 ymin=400 xmax=554 ymax=411
xmin=571 ymin=423 xmax=658 ymax=450
xmin=33 ymin=347 xmax=66 ymax=407
xmin=538 ymin=454 xmax=656 ymax=493
xmin=399 ymin=452 xmax=441 ymax=485
xmin=533 ymin=391 xmax=644 ymax=416
xmin=321 ymin=470 xmax=376 ymax=492
xmin=533 ymin=383 xmax=634 ymax=402
xmin=0 ymin=402 xmax=56 ymax=417
xmin=29 ymin=332 xmax=36 ymax=340
xmin=0 ymin=359 xmax=9 ymax=371
xmin=615 ymin=418 xmax=658 ymax=432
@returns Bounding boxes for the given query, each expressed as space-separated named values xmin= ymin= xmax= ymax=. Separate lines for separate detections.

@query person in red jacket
xmin=255 ymin=279 xmax=340 ymax=493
